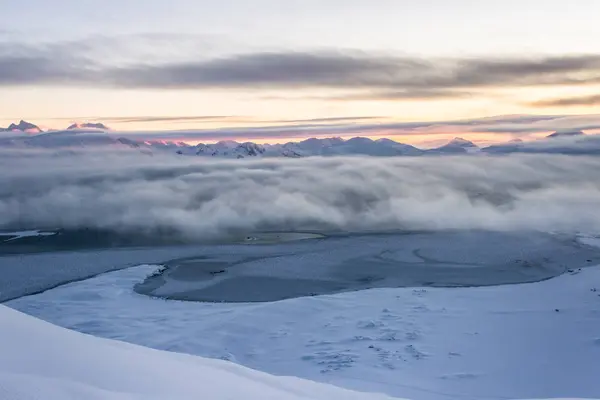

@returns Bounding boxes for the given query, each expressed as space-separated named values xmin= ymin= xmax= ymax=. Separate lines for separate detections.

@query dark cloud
xmin=328 ymin=89 xmax=473 ymax=101
xmin=473 ymin=115 xmax=600 ymax=134
xmin=110 ymin=114 xmax=599 ymax=141
xmin=529 ymin=94 xmax=600 ymax=107
xmin=3 ymin=114 xmax=597 ymax=141
xmin=105 ymin=52 xmax=423 ymax=89
xmin=478 ymin=123 xmax=600 ymax=134
xmin=449 ymin=115 xmax=564 ymax=126
xmin=267 ymin=89 xmax=473 ymax=101
xmin=2 ymin=37 xmax=600 ymax=92
xmin=111 ymin=115 xmax=384 ymax=124
xmin=106 ymin=53 xmax=600 ymax=90
xmin=0 ymin=33 xmax=216 ymax=86
xmin=0 ymin=54 xmax=88 ymax=85
xmin=4 ymin=115 xmax=384 ymax=127
xmin=273 ymin=116 xmax=383 ymax=123
xmin=103 ymin=116 xmax=247 ymax=124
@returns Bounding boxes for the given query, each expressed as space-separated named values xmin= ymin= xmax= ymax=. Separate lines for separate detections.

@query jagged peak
xmin=4 ymin=120 xmax=42 ymax=132
xmin=447 ymin=137 xmax=477 ymax=147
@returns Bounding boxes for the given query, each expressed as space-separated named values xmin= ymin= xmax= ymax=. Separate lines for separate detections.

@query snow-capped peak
xmin=2 ymin=120 xmax=42 ymax=133
xmin=447 ymin=137 xmax=477 ymax=148
xmin=428 ymin=137 xmax=479 ymax=154
xmin=67 ymin=122 xmax=111 ymax=131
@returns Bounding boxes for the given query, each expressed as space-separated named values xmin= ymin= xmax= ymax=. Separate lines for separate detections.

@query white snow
xmin=8 ymin=259 xmax=600 ymax=400
xmin=0 ymin=229 xmax=57 ymax=241
xmin=3 ymin=234 xmax=600 ymax=400
xmin=577 ymin=233 xmax=600 ymax=249
xmin=2 ymin=308 xmax=593 ymax=400
xmin=0 ymin=305 xmax=400 ymax=400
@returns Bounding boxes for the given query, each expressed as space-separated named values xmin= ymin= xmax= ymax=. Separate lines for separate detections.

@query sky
xmin=1 ymin=0 xmax=600 ymax=145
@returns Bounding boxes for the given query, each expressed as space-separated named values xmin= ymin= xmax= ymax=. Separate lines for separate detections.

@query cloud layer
xmin=3 ymin=114 xmax=600 ymax=144
xmin=2 ymin=150 xmax=600 ymax=239
xmin=2 ymin=36 xmax=600 ymax=97
xmin=530 ymin=94 xmax=600 ymax=107
xmin=108 ymin=114 xmax=600 ymax=141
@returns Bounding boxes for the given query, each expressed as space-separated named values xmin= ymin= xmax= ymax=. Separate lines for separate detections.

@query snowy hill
xmin=0 ymin=305 xmax=400 ymax=400
xmin=1 ymin=120 xmax=42 ymax=133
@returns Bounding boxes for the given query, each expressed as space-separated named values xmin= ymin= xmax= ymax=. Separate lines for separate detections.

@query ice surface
xmin=0 ymin=232 xmax=321 ymax=302
xmin=4 ymin=231 xmax=600 ymax=303
xmin=9 ymin=261 xmax=600 ymax=400
xmin=0 ymin=229 xmax=57 ymax=241
xmin=0 ymin=245 xmax=219 ymax=302
xmin=135 ymin=231 xmax=600 ymax=302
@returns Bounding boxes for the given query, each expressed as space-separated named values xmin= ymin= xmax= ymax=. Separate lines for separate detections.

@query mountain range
xmin=1 ymin=120 xmax=598 ymax=157
xmin=0 ymin=129 xmax=469 ymax=157
xmin=0 ymin=120 xmax=110 ymax=133
xmin=0 ymin=120 xmax=43 ymax=133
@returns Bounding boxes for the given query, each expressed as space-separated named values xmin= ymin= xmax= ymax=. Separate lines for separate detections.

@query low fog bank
xmin=2 ymin=149 xmax=600 ymax=239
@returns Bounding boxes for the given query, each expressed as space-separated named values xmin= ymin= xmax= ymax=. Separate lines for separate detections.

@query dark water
xmin=3 ymin=229 xmax=600 ymax=304
xmin=134 ymin=231 xmax=600 ymax=303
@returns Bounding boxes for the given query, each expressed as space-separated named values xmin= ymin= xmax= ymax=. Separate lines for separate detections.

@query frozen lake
xmin=2 ymin=230 xmax=600 ymax=303
xmin=4 ymin=231 xmax=600 ymax=399
xmin=136 ymin=230 xmax=600 ymax=302
xmin=8 ymin=257 xmax=600 ymax=400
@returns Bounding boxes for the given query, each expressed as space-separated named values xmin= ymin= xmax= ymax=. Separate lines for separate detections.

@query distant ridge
xmin=67 ymin=122 xmax=111 ymax=130
xmin=1 ymin=125 xmax=598 ymax=156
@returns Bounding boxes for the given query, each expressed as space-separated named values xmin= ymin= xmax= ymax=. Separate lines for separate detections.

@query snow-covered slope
xmin=214 ymin=137 xmax=423 ymax=158
xmin=4 ymin=258 xmax=600 ymax=400
xmin=192 ymin=137 xmax=423 ymax=158
xmin=280 ymin=137 xmax=346 ymax=156
xmin=0 ymin=305 xmax=400 ymax=400
xmin=195 ymin=140 xmax=267 ymax=157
